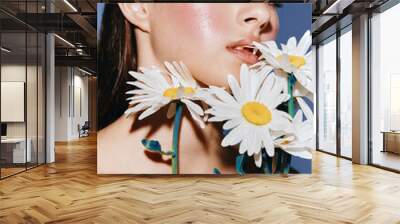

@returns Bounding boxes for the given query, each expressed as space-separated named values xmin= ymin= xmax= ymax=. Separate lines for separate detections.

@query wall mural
xmin=97 ymin=3 xmax=314 ymax=175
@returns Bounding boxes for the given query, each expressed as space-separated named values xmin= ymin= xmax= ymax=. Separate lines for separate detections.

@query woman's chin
xmin=192 ymin=62 xmax=242 ymax=88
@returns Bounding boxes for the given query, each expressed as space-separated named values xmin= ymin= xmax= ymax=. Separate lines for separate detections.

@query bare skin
xmin=98 ymin=107 xmax=237 ymax=174
xmin=98 ymin=3 xmax=279 ymax=174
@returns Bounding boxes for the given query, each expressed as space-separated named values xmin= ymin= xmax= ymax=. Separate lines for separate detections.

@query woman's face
xmin=145 ymin=3 xmax=279 ymax=87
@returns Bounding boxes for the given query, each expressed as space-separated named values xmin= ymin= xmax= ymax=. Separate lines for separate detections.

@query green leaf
xmin=236 ymin=154 xmax=245 ymax=175
xmin=282 ymin=151 xmax=292 ymax=175
xmin=263 ymin=154 xmax=272 ymax=174
xmin=213 ymin=168 xmax=221 ymax=175
xmin=141 ymin=139 xmax=173 ymax=156
xmin=141 ymin=139 xmax=162 ymax=152
xmin=272 ymin=152 xmax=278 ymax=174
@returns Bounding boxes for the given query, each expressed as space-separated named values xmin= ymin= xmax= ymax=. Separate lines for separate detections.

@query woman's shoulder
xmin=97 ymin=116 xmax=170 ymax=174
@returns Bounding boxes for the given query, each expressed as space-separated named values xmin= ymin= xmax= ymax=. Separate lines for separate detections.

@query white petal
xmin=262 ymin=131 xmax=275 ymax=157
xmin=297 ymin=30 xmax=311 ymax=55
xmin=265 ymin=41 xmax=281 ymax=56
xmin=209 ymin=86 xmax=236 ymax=104
xmin=286 ymin=37 xmax=297 ymax=52
xmin=138 ymin=105 xmax=162 ymax=120
xmin=295 ymin=120 xmax=314 ymax=141
xmin=223 ymin=117 xmax=242 ymax=130
xmin=255 ymin=44 xmax=281 ymax=68
xmin=252 ymin=128 xmax=263 ymax=155
xmin=228 ymin=75 xmax=243 ymax=103
xmin=266 ymin=92 xmax=289 ymax=110
xmin=257 ymin=64 xmax=273 ymax=78
xmin=135 ymin=68 xmax=170 ymax=91
xmin=254 ymin=151 xmax=263 ymax=168
xmin=186 ymin=104 xmax=205 ymax=129
xmin=296 ymin=97 xmax=313 ymax=122
xmin=167 ymin=102 xmax=176 ymax=119
xmin=292 ymin=81 xmax=310 ymax=97
xmin=238 ymin=126 xmax=251 ymax=154
xmin=208 ymin=116 xmax=231 ymax=122
xmin=164 ymin=61 xmax=185 ymax=85
xmin=206 ymin=106 xmax=240 ymax=118
xmin=282 ymin=146 xmax=312 ymax=160
xmin=239 ymin=136 xmax=249 ymax=154
xmin=173 ymin=62 xmax=190 ymax=83
xmin=126 ymin=88 xmax=155 ymax=95
xmin=293 ymin=110 xmax=303 ymax=124
xmin=128 ymin=96 xmax=160 ymax=106
xmin=221 ymin=125 xmax=244 ymax=147
xmin=247 ymin=131 xmax=256 ymax=156
xmin=124 ymin=106 xmax=142 ymax=117
xmin=125 ymin=101 xmax=153 ymax=115
xmin=179 ymin=61 xmax=197 ymax=87
xmin=294 ymin=70 xmax=313 ymax=93
xmin=239 ymin=64 xmax=250 ymax=100
xmin=269 ymin=111 xmax=292 ymax=132
xmin=128 ymin=71 xmax=155 ymax=87
xmin=127 ymin=94 xmax=157 ymax=102
xmin=249 ymin=69 xmax=265 ymax=100
xmin=257 ymin=73 xmax=275 ymax=102
xmin=181 ymin=99 xmax=204 ymax=116
xmin=131 ymin=81 xmax=159 ymax=93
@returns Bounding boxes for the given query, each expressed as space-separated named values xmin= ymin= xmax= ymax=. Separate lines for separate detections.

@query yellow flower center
xmin=163 ymin=87 xmax=195 ymax=99
xmin=277 ymin=54 xmax=306 ymax=69
xmin=281 ymin=140 xmax=291 ymax=145
xmin=241 ymin=101 xmax=272 ymax=126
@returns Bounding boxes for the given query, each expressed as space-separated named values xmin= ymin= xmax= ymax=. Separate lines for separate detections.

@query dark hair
xmin=98 ymin=4 xmax=136 ymax=130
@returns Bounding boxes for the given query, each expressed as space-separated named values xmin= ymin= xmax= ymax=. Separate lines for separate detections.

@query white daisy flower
xmin=292 ymin=81 xmax=314 ymax=121
xmin=125 ymin=61 xmax=205 ymax=128
xmin=205 ymin=64 xmax=292 ymax=167
xmin=254 ymin=30 xmax=313 ymax=94
xmin=274 ymin=110 xmax=314 ymax=159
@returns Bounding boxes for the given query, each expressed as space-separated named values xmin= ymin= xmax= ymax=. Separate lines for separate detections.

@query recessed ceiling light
xmin=54 ymin=34 xmax=75 ymax=48
xmin=1 ymin=47 xmax=11 ymax=53
xmin=63 ymin=0 xmax=78 ymax=12
xmin=78 ymin=67 xmax=93 ymax=76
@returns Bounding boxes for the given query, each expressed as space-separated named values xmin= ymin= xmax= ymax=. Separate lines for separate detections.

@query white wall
xmin=1 ymin=65 xmax=40 ymax=138
xmin=54 ymin=67 xmax=89 ymax=141
xmin=1 ymin=65 xmax=25 ymax=134
xmin=1 ymin=63 xmax=46 ymax=164
xmin=55 ymin=66 xmax=69 ymax=141
xmin=311 ymin=45 xmax=317 ymax=138
xmin=352 ymin=14 xmax=369 ymax=164
xmin=370 ymin=3 xmax=400 ymax=153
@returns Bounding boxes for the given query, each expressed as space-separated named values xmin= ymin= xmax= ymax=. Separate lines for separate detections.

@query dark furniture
xmin=1 ymin=123 xmax=7 ymax=138
xmin=78 ymin=121 xmax=90 ymax=138
xmin=381 ymin=131 xmax=400 ymax=154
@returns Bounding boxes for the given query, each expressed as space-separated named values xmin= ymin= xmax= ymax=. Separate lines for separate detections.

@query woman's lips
xmin=226 ymin=42 xmax=259 ymax=65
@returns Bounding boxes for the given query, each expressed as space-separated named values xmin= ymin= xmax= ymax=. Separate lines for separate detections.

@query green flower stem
xmin=172 ymin=102 xmax=184 ymax=174
xmin=288 ymin=73 xmax=295 ymax=118
xmin=282 ymin=73 xmax=296 ymax=175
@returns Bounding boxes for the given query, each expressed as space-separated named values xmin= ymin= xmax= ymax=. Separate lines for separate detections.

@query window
xmin=339 ymin=28 xmax=352 ymax=158
xmin=370 ymin=2 xmax=400 ymax=171
xmin=318 ymin=36 xmax=337 ymax=154
xmin=0 ymin=0 xmax=47 ymax=179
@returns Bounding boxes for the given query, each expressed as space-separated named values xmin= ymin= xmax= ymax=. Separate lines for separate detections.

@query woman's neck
xmin=119 ymin=107 xmax=236 ymax=173
xmin=127 ymin=29 xmax=236 ymax=173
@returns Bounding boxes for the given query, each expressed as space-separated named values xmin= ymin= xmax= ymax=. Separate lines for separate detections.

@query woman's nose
xmin=238 ymin=4 xmax=270 ymax=36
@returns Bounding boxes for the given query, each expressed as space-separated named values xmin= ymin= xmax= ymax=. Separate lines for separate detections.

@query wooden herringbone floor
xmin=1 ymin=134 xmax=400 ymax=224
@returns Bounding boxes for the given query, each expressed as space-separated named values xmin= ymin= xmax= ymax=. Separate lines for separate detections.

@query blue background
xmin=97 ymin=3 xmax=312 ymax=173
xmin=277 ymin=3 xmax=312 ymax=173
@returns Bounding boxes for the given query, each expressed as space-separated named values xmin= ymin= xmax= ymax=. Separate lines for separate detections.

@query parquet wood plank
xmin=0 ymin=134 xmax=399 ymax=223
